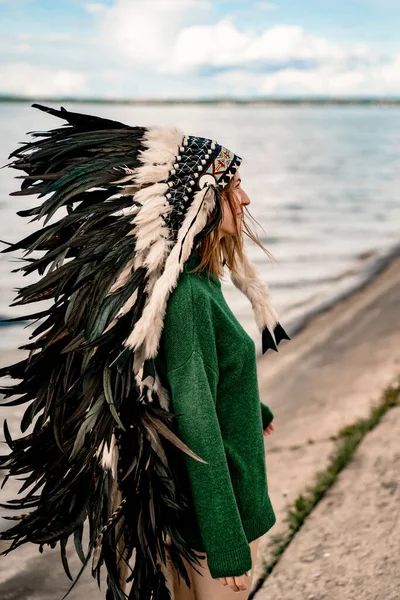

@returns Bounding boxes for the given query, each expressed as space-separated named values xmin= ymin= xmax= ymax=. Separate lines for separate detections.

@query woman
xmin=156 ymin=168 xmax=280 ymax=599
xmin=0 ymin=104 xmax=289 ymax=600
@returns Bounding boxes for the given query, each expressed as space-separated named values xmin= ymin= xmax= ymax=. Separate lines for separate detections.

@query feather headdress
xmin=0 ymin=104 xmax=289 ymax=599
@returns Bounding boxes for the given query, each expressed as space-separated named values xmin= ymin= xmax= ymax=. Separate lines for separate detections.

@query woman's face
xmin=218 ymin=169 xmax=250 ymax=239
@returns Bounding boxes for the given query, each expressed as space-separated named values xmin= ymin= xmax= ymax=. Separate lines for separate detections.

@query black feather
xmin=0 ymin=104 xmax=204 ymax=600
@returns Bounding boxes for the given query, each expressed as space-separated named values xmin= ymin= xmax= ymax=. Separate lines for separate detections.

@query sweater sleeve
xmin=166 ymin=351 xmax=252 ymax=579
xmin=260 ymin=402 xmax=274 ymax=429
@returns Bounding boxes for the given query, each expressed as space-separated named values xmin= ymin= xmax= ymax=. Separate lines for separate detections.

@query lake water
xmin=0 ymin=101 xmax=399 ymax=352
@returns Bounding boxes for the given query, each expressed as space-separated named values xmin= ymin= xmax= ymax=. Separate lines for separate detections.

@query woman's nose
xmin=240 ymin=189 xmax=251 ymax=206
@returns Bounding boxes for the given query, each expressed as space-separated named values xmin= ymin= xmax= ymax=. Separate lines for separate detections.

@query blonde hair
xmin=188 ymin=177 xmax=276 ymax=279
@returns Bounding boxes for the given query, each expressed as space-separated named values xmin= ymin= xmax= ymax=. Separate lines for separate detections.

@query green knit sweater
xmin=154 ymin=251 xmax=276 ymax=579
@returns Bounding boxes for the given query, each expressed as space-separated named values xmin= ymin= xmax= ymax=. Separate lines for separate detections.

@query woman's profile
xmin=158 ymin=165 xmax=287 ymax=599
xmin=0 ymin=104 xmax=290 ymax=600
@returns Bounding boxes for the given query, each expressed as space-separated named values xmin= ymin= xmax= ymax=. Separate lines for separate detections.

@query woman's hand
xmin=217 ymin=571 xmax=251 ymax=592
xmin=263 ymin=421 xmax=275 ymax=436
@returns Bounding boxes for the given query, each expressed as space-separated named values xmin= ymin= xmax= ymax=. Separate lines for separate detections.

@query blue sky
xmin=1 ymin=0 xmax=400 ymax=99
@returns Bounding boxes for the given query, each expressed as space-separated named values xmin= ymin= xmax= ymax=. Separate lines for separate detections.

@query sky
xmin=1 ymin=0 xmax=400 ymax=99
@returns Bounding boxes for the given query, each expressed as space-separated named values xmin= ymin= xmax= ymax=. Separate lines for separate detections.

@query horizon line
xmin=1 ymin=94 xmax=400 ymax=105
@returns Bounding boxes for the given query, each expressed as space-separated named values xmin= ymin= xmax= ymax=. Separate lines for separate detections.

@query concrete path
xmin=257 ymin=406 xmax=400 ymax=600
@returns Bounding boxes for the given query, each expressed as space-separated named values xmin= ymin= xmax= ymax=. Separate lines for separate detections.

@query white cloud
xmin=41 ymin=33 xmax=73 ymax=42
xmin=0 ymin=62 xmax=89 ymax=97
xmin=2 ymin=0 xmax=399 ymax=99
xmin=84 ymin=3 xmax=107 ymax=13
xmin=380 ymin=52 xmax=400 ymax=86
xmin=16 ymin=32 xmax=73 ymax=42
xmin=210 ymin=52 xmax=400 ymax=97
xmin=258 ymin=54 xmax=400 ymax=96
xmin=163 ymin=23 xmax=377 ymax=74
xmin=9 ymin=32 xmax=73 ymax=57
xmin=86 ymin=0 xmax=398 ymax=98
xmin=243 ymin=25 xmax=374 ymax=66
xmin=260 ymin=66 xmax=368 ymax=96
xmin=14 ymin=43 xmax=31 ymax=54
xmin=97 ymin=0 xmax=211 ymax=68
xmin=256 ymin=2 xmax=277 ymax=10
xmin=160 ymin=19 xmax=251 ymax=74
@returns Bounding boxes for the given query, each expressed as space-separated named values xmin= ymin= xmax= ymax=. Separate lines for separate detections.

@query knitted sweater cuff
xmin=206 ymin=543 xmax=252 ymax=579
xmin=260 ymin=402 xmax=274 ymax=429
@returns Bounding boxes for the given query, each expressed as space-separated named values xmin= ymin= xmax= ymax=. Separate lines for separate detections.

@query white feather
xmin=133 ymin=183 xmax=169 ymax=205
xmin=132 ymin=222 xmax=170 ymax=254
xmin=143 ymin=126 xmax=184 ymax=154
xmin=138 ymin=146 xmax=177 ymax=165
xmin=143 ymin=237 xmax=173 ymax=273
xmin=107 ymin=258 xmax=135 ymax=295
xmin=125 ymin=185 xmax=216 ymax=363
xmin=131 ymin=195 xmax=169 ymax=225
xmin=134 ymin=164 xmax=170 ymax=186
xmin=97 ymin=433 xmax=118 ymax=478
xmin=230 ymin=250 xmax=279 ymax=336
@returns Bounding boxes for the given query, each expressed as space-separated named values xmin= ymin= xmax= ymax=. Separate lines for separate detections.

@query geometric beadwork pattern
xmin=162 ymin=133 xmax=242 ymax=241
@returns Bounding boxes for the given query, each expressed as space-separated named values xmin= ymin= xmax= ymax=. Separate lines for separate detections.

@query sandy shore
xmin=0 ymin=251 xmax=400 ymax=598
